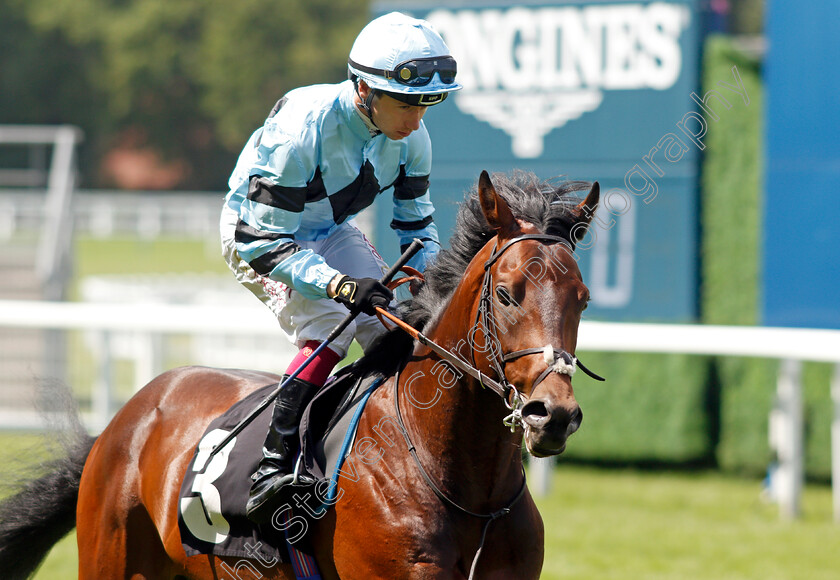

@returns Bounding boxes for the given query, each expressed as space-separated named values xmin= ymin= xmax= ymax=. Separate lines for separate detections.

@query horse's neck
xmin=397 ymin=276 xmax=524 ymax=502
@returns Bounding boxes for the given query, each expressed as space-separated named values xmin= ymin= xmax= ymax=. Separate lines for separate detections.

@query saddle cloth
xmin=177 ymin=367 xmax=385 ymax=561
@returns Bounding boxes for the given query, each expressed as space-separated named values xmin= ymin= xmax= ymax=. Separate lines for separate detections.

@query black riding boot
xmin=246 ymin=375 xmax=320 ymax=524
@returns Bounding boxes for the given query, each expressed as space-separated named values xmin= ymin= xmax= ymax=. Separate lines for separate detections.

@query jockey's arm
xmin=232 ymin=131 xmax=341 ymax=301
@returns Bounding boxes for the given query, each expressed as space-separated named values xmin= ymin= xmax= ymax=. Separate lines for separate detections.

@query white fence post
xmin=134 ymin=332 xmax=164 ymax=391
xmin=93 ymin=330 xmax=114 ymax=431
xmin=773 ymin=359 xmax=804 ymax=520
xmin=832 ymin=363 xmax=840 ymax=523
xmin=530 ymin=456 xmax=553 ymax=497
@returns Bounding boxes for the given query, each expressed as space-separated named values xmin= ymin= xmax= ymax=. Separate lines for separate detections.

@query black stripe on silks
xmin=305 ymin=167 xmax=328 ymax=202
xmin=256 ymin=98 xmax=288 ymax=147
xmin=247 ymin=176 xmax=306 ymax=213
xmin=400 ymin=237 xmax=437 ymax=254
xmin=234 ymin=220 xmax=294 ymax=244
xmin=394 ymin=174 xmax=430 ymax=201
xmin=328 ymin=160 xmax=383 ymax=224
xmin=248 ymin=241 xmax=301 ymax=276
xmin=390 ymin=215 xmax=434 ymax=231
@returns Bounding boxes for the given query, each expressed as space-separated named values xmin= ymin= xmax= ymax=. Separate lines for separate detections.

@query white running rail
xmin=0 ymin=299 xmax=838 ymax=522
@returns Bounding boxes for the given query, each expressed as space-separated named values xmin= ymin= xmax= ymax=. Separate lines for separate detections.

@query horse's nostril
xmin=521 ymin=400 xmax=550 ymax=427
xmin=568 ymin=406 xmax=583 ymax=434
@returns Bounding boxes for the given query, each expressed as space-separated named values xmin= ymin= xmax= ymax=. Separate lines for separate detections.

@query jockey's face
xmin=357 ymin=82 xmax=428 ymax=141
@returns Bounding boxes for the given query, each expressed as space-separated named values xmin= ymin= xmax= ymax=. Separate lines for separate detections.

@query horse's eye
xmin=495 ymin=286 xmax=513 ymax=306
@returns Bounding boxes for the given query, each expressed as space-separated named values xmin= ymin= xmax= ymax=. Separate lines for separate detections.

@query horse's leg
xmin=77 ymin=432 xmax=175 ymax=578
xmin=76 ymin=366 xmax=306 ymax=579
xmin=77 ymin=369 xmax=201 ymax=578
xmin=137 ymin=367 xmax=297 ymax=580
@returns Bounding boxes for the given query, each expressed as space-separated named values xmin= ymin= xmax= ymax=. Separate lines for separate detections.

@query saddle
xmin=177 ymin=363 xmax=386 ymax=560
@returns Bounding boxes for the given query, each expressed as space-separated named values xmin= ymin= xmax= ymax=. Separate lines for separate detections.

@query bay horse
xmin=0 ymin=169 xmax=599 ymax=579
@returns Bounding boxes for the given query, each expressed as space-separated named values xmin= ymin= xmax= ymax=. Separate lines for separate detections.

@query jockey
xmin=219 ymin=11 xmax=461 ymax=523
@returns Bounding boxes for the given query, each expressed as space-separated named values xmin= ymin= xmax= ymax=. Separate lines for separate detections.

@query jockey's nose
xmin=406 ymin=109 xmax=423 ymax=131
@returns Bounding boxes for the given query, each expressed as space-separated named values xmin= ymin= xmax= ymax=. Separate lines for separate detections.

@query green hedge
xmin=699 ymin=35 xmax=772 ymax=475
xmin=567 ymin=36 xmax=834 ymax=480
xmin=701 ymin=36 xmax=833 ymax=480
xmin=563 ymin=353 xmax=712 ymax=464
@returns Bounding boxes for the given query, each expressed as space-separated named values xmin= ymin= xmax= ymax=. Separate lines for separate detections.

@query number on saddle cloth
xmin=177 ymin=369 xmax=384 ymax=559
xmin=177 ymin=384 xmax=287 ymax=560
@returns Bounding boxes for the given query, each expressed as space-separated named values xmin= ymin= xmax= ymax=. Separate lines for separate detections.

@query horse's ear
xmin=571 ymin=181 xmax=600 ymax=242
xmin=478 ymin=170 xmax=517 ymax=237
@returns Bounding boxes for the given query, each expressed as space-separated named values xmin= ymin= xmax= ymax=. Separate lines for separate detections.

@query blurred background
xmin=2 ymin=0 xmax=839 ymax=578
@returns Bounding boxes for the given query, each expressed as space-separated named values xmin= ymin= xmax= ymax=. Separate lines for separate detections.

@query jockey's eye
xmin=495 ymin=285 xmax=513 ymax=306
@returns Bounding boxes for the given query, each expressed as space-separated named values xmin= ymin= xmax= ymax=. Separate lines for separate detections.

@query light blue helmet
xmin=348 ymin=12 xmax=462 ymax=107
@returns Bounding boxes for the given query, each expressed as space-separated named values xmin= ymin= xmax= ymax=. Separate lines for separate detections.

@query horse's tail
xmin=0 ymin=380 xmax=97 ymax=580
xmin=0 ymin=431 xmax=95 ymax=579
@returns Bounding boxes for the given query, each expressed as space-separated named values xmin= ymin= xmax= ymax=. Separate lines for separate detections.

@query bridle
xmin=471 ymin=233 xmax=605 ymax=429
xmin=382 ymin=233 xmax=604 ymax=579
xmin=379 ymin=233 xmax=604 ymax=433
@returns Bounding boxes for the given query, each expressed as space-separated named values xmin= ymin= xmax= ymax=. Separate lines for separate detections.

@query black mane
xmin=352 ymin=169 xmax=591 ymax=377
xmin=405 ymin=170 xmax=590 ymax=329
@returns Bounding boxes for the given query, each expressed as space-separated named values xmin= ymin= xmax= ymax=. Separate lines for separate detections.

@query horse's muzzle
xmin=520 ymin=398 xmax=583 ymax=457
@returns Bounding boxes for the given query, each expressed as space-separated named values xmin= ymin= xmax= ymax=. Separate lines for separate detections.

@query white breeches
xmin=220 ymin=205 xmax=390 ymax=358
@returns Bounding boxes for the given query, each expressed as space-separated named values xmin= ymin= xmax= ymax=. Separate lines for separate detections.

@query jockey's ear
xmin=478 ymin=170 xmax=517 ymax=239
xmin=357 ymin=79 xmax=372 ymax=100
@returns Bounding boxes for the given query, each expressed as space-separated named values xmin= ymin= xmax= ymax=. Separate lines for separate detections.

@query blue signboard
xmin=762 ymin=0 xmax=840 ymax=329
xmin=372 ymin=0 xmax=704 ymax=322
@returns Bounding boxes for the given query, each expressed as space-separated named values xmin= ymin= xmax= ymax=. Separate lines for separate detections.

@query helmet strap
xmin=352 ymin=78 xmax=381 ymax=135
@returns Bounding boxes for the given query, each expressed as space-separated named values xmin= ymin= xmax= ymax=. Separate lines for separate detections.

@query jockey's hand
xmin=331 ymin=275 xmax=393 ymax=316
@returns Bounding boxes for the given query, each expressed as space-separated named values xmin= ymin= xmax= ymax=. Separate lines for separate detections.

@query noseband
xmin=473 ymin=234 xmax=605 ymax=429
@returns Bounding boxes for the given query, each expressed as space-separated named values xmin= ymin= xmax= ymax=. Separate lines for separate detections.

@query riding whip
xmin=207 ymin=238 xmax=425 ymax=459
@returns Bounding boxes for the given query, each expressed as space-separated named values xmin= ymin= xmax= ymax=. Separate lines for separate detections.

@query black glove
xmin=332 ymin=276 xmax=393 ymax=315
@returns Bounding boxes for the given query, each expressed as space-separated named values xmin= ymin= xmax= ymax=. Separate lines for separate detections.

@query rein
xmin=392 ymin=368 xmax=527 ymax=580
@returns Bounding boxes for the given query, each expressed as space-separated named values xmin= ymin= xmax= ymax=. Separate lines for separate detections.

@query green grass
xmin=32 ymin=533 xmax=77 ymax=580
xmin=6 ymin=450 xmax=836 ymax=579
xmin=73 ymin=235 xmax=227 ymax=280
xmin=536 ymin=465 xmax=839 ymax=580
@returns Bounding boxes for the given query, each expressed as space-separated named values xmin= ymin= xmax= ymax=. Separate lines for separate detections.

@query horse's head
xmin=472 ymin=170 xmax=600 ymax=457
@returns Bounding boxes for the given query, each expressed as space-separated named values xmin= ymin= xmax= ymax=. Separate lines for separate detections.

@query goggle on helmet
xmin=348 ymin=12 xmax=462 ymax=107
